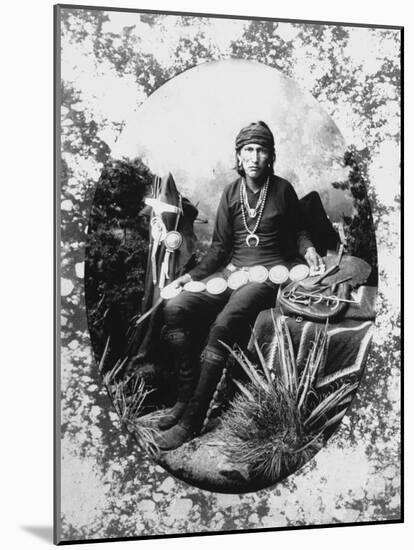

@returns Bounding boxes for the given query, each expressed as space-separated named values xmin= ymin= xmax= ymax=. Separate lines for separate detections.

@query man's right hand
xmin=172 ymin=273 xmax=192 ymax=287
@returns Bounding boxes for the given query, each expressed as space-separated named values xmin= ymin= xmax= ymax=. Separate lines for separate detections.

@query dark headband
xmin=235 ymin=121 xmax=275 ymax=151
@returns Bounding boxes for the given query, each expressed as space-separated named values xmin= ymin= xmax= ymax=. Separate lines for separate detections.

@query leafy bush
xmin=85 ymin=158 xmax=154 ymax=364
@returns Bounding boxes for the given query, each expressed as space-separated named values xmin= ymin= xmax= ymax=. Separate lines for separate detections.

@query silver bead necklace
xmin=239 ymin=177 xmax=269 ymax=247
xmin=241 ymin=180 xmax=267 ymax=218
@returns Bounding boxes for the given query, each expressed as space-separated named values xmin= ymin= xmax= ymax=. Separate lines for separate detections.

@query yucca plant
xmin=219 ymin=314 xmax=358 ymax=484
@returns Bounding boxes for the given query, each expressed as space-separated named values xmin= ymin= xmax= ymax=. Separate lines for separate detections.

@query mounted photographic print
xmin=54 ymin=3 xmax=403 ymax=544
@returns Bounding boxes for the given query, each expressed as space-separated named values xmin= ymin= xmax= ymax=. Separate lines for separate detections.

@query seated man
xmin=157 ymin=121 xmax=323 ymax=450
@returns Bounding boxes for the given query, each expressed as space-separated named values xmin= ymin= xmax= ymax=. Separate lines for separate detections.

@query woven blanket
xmin=251 ymin=294 xmax=375 ymax=391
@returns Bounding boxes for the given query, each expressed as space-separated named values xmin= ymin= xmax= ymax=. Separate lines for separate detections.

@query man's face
xmin=237 ymin=143 xmax=270 ymax=180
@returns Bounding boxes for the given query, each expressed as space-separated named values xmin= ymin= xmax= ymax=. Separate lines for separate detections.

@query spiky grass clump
xmin=101 ymin=340 xmax=162 ymax=457
xmin=221 ymin=377 xmax=323 ymax=482
xmin=219 ymin=315 xmax=358 ymax=483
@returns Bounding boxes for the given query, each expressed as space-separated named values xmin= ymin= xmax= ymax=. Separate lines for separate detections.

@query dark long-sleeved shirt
xmin=189 ymin=175 xmax=313 ymax=281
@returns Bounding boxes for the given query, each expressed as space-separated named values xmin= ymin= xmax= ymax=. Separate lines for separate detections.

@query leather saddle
xmin=278 ymin=255 xmax=372 ymax=323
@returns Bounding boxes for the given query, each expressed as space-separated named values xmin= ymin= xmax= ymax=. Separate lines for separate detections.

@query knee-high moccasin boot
xmin=156 ymin=348 xmax=226 ymax=451
xmin=158 ymin=328 xmax=197 ymax=430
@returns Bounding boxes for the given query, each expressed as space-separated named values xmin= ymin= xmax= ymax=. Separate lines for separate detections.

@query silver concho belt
xmin=225 ymin=263 xmax=310 ymax=288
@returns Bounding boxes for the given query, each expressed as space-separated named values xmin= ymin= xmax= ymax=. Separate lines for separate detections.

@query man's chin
xmin=247 ymin=170 xmax=265 ymax=180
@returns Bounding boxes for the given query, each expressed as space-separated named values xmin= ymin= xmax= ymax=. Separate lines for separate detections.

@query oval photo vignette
xmin=85 ymin=60 xmax=377 ymax=493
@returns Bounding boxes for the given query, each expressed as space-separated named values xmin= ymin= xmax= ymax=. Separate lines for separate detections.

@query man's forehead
xmin=240 ymin=143 xmax=269 ymax=150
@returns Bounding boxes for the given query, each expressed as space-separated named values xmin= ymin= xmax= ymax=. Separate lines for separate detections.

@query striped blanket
xmin=251 ymin=285 xmax=376 ymax=390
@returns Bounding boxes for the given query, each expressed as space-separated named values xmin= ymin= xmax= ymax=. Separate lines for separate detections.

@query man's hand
xmin=304 ymin=247 xmax=324 ymax=271
xmin=171 ymin=273 xmax=192 ymax=288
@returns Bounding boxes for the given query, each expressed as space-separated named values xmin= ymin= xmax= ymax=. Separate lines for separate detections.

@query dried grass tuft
xmin=103 ymin=357 xmax=162 ymax=458
xmin=221 ymin=378 xmax=322 ymax=481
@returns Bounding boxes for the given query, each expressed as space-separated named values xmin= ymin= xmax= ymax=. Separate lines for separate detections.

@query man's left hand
xmin=304 ymin=246 xmax=324 ymax=271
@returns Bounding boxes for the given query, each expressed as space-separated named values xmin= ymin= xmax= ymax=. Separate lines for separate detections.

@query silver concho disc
xmin=160 ymin=283 xmax=182 ymax=300
xmin=184 ymin=281 xmax=206 ymax=293
xmin=164 ymin=230 xmax=183 ymax=251
xmin=227 ymin=270 xmax=249 ymax=290
xmin=269 ymin=265 xmax=289 ymax=284
xmin=206 ymin=277 xmax=228 ymax=295
xmin=289 ymin=264 xmax=310 ymax=282
xmin=246 ymin=234 xmax=259 ymax=247
xmin=248 ymin=265 xmax=268 ymax=283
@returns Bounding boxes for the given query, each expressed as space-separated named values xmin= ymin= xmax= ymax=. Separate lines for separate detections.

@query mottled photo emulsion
xmin=56 ymin=5 xmax=401 ymax=544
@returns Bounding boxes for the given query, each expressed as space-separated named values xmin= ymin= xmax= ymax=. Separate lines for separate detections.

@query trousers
xmin=163 ymin=277 xmax=277 ymax=357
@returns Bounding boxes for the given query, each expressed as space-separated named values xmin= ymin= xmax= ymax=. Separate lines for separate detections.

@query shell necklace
xmin=240 ymin=177 xmax=269 ymax=247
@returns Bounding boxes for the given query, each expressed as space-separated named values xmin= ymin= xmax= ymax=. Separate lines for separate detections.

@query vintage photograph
xmin=56 ymin=4 xmax=401 ymax=543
